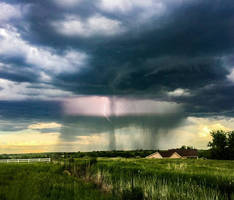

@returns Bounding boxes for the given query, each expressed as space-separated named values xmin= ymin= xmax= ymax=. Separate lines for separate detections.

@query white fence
xmin=0 ymin=158 xmax=51 ymax=163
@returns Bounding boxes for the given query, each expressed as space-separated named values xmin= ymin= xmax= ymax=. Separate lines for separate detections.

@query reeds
xmin=64 ymin=158 xmax=234 ymax=200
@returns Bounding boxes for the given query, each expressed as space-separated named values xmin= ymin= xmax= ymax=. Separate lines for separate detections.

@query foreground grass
xmin=0 ymin=159 xmax=233 ymax=200
xmin=64 ymin=158 xmax=234 ymax=200
xmin=0 ymin=163 xmax=115 ymax=200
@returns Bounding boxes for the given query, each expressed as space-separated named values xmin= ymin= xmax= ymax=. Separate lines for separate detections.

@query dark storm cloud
xmin=57 ymin=56 xmax=227 ymax=95
xmin=60 ymin=113 xmax=185 ymax=149
xmin=17 ymin=0 xmax=234 ymax=54
xmin=0 ymin=60 xmax=38 ymax=83
xmin=0 ymin=101 xmax=62 ymax=120
xmin=2 ymin=0 xmax=234 ymax=96
xmin=10 ymin=0 xmax=232 ymax=100
xmin=0 ymin=72 xmax=32 ymax=83
xmin=1 ymin=0 xmax=234 ymax=142
xmin=172 ymin=83 xmax=234 ymax=116
xmin=0 ymin=100 xmax=63 ymax=133
xmin=0 ymin=65 xmax=38 ymax=83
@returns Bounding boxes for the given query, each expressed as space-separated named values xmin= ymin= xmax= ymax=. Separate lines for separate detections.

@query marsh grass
xmin=64 ymin=158 xmax=234 ymax=200
xmin=0 ymin=159 xmax=233 ymax=200
xmin=0 ymin=163 xmax=116 ymax=200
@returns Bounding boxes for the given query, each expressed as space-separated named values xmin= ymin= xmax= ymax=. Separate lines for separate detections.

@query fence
xmin=0 ymin=158 xmax=51 ymax=163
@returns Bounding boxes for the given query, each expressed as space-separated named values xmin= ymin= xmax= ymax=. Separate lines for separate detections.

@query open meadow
xmin=0 ymin=163 xmax=115 ymax=200
xmin=64 ymin=158 xmax=234 ymax=200
xmin=0 ymin=158 xmax=233 ymax=200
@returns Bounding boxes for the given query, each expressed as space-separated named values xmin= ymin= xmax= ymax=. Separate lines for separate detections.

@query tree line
xmin=208 ymin=130 xmax=234 ymax=160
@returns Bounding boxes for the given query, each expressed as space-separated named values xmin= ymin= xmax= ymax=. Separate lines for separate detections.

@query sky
xmin=0 ymin=0 xmax=234 ymax=153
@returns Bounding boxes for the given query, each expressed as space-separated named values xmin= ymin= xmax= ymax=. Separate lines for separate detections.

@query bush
xmin=122 ymin=187 xmax=144 ymax=200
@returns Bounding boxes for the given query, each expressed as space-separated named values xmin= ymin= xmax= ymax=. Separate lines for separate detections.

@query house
xmin=146 ymin=149 xmax=198 ymax=159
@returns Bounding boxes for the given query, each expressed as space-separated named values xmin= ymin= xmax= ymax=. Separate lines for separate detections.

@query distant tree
xmin=198 ymin=149 xmax=212 ymax=159
xmin=180 ymin=145 xmax=194 ymax=150
xmin=208 ymin=130 xmax=228 ymax=159
xmin=227 ymin=131 xmax=234 ymax=160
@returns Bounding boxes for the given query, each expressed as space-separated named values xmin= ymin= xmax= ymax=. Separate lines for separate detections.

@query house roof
xmin=159 ymin=151 xmax=174 ymax=157
xmin=158 ymin=149 xmax=198 ymax=157
xmin=146 ymin=152 xmax=162 ymax=158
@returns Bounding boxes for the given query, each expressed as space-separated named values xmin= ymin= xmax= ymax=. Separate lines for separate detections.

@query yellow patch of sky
xmin=0 ymin=129 xmax=60 ymax=153
xmin=198 ymin=123 xmax=230 ymax=138
xmin=1 ymin=117 xmax=234 ymax=153
xmin=166 ymin=117 xmax=234 ymax=149
xmin=28 ymin=122 xmax=62 ymax=129
xmin=188 ymin=117 xmax=232 ymax=138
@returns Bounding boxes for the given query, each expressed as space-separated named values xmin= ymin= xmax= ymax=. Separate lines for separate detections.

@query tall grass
xmin=0 ymin=159 xmax=233 ymax=200
xmin=0 ymin=163 xmax=116 ymax=200
xmin=63 ymin=158 xmax=234 ymax=200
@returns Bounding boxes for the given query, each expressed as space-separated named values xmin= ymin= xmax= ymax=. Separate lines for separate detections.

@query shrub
xmin=122 ymin=187 xmax=144 ymax=200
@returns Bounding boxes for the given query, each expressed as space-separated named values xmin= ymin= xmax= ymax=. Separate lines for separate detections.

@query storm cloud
xmin=1 ymin=0 xmax=234 ymax=152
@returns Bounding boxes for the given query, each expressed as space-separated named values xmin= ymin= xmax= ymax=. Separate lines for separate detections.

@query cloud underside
xmin=1 ymin=0 xmax=234 ymax=151
xmin=0 ymin=0 xmax=234 ymax=115
xmin=2 ymin=115 xmax=234 ymax=153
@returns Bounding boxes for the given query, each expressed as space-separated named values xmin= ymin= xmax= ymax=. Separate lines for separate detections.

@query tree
xmin=227 ymin=131 xmax=234 ymax=159
xmin=180 ymin=145 xmax=186 ymax=150
xmin=208 ymin=130 xmax=228 ymax=159
xmin=180 ymin=145 xmax=194 ymax=150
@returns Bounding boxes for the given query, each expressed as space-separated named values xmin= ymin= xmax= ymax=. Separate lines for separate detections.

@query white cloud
xmin=53 ymin=14 xmax=125 ymax=37
xmin=222 ymin=55 xmax=234 ymax=82
xmin=0 ymin=78 xmax=28 ymax=100
xmin=0 ymin=26 xmax=87 ymax=74
xmin=167 ymin=88 xmax=191 ymax=97
xmin=227 ymin=69 xmax=234 ymax=82
xmin=0 ymin=3 xmax=22 ymax=22
xmin=0 ymin=78 xmax=73 ymax=100
xmin=39 ymin=71 xmax=52 ymax=82
xmin=99 ymin=0 xmax=166 ymax=21
xmin=100 ymin=0 xmax=155 ymax=12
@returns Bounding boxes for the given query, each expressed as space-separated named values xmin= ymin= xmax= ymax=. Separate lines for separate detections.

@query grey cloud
xmin=60 ymin=113 xmax=185 ymax=150
xmin=1 ymin=0 xmax=234 ymax=108
xmin=0 ymin=100 xmax=63 ymax=120
xmin=172 ymin=83 xmax=234 ymax=116
xmin=1 ymin=0 xmax=234 ymax=151
xmin=3 ymin=0 xmax=234 ymax=93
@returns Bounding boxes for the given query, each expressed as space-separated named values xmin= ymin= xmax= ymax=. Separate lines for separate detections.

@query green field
xmin=0 ymin=163 xmax=115 ymax=200
xmin=0 ymin=158 xmax=234 ymax=200
xmin=65 ymin=158 xmax=234 ymax=200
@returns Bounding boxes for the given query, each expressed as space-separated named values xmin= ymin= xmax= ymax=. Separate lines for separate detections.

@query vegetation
xmin=0 ymin=163 xmax=115 ymax=200
xmin=0 ymin=157 xmax=233 ymax=199
xmin=63 ymin=158 xmax=234 ymax=200
xmin=0 ymin=148 xmax=196 ymax=160
xmin=208 ymin=130 xmax=234 ymax=159
xmin=0 ymin=150 xmax=157 ymax=160
xmin=1 ymin=130 xmax=234 ymax=199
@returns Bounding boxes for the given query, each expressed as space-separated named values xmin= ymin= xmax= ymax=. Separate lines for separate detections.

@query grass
xmin=0 ymin=163 xmax=115 ymax=200
xmin=64 ymin=158 xmax=234 ymax=200
xmin=0 ymin=159 xmax=234 ymax=200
